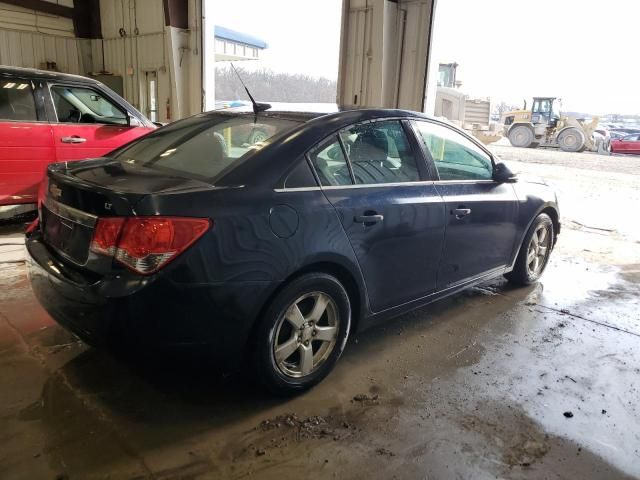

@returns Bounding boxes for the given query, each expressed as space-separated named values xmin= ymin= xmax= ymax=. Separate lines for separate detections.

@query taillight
xmin=91 ymin=218 xmax=125 ymax=256
xmin=90 ymin=217 xmax=211 ymax=274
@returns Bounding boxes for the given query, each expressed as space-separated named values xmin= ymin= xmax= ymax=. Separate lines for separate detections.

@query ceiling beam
xmin=163 ymin=0 xmax=188 ymax=29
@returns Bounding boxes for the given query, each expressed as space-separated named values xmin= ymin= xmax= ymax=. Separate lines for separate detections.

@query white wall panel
xmin=0 ymin=1 xmax=83 ymax=73
xmin=0 ymin=2 xmax=74 ymax=37
xmin=0 ymin=29 xmax=82 ymax=73
xmin=94 ymin=0 xmax=202 ymax=120
xmin=134 ymin=0 xmax=164 ymax=35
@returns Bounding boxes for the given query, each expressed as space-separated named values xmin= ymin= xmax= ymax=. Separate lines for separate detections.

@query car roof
xmin=206 ymin=104 xmax=435 ymax=125
xmin=0 ymin=65 xmax=100 ymax=85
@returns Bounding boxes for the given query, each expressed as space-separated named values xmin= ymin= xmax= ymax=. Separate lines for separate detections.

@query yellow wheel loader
xmin=502 ymin=97 xmax=597 ymax=152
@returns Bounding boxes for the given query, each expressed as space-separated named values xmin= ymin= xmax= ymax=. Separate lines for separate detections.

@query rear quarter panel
xmin=133 ymin=186 xmax=367 ymax=320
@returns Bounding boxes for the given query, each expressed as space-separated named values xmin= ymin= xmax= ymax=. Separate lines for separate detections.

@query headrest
xmin=349 ymin=129 xmax=388 ymax=162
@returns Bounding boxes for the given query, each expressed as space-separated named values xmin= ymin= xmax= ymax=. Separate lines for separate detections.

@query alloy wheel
xmin=273 ymin=292 xmax=340 ymax=378
xmin=527 ymin=224 xmax=551 ymax=276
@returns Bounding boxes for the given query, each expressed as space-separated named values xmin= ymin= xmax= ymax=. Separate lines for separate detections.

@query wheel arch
xmin=539 ymin=205 xmax=560 ymax=245
xmin=508 ymin=202 xmax=560 ymax=270
xmin=249 ymin=257 xmax=367 ymax=347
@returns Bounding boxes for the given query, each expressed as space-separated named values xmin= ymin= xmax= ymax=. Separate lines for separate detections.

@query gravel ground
xmin=490 ymin=144 xmax=639 ymax=176
xmin=490 ymin=144 xmax=640 ymax=242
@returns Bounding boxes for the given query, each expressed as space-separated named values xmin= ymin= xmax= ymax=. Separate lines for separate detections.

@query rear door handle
xmin=61 ymin=136 xmax=87 ymax=144
xmin=354 ymin=214 xmax=384 ymax=225
xmin=452 ymin=208 xmax=471 ymax=219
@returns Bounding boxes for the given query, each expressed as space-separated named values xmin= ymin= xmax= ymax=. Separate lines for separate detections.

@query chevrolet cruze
xmin=26 ymin=107 xmax=560 ymax=394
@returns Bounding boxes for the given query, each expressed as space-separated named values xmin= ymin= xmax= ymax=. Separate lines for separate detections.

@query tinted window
xmin=284 ymin=159 xmax=317 ymax=188
xmin=0 ymin=80 xmax=37 ymax=121
xmin=51 ymin=85 xmax=127 ymax=125
xmin=111 ymin=114 xmax=299 ymax=182
xmin=309 ymin=137 xmax=352 ymax=186
xmin=414 ymin=121 xmax=493 ymax=181
xmin=339 ymin=120 xmax=420 ymax=184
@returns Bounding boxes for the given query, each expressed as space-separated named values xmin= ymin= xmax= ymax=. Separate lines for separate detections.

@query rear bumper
xmin=26 ymin=232 xmax=278 ymax=362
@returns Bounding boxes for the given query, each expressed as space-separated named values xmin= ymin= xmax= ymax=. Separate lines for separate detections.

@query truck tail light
xmin=90 ymin=217 xmax=211 ymax=274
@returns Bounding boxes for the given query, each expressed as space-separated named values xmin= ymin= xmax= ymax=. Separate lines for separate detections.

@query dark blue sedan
xmin=26 ymin=107 xmax=560 ymax=394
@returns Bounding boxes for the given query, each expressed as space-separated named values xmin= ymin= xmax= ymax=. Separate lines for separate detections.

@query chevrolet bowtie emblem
xmin=49 ymin=183 xmax=62 ymax=198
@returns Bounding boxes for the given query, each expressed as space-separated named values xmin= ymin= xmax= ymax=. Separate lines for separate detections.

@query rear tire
xmin=505 ymin=213 xmax=554 ymax=286
xmin=508 ymin=125 xmax=534 ymax=148
xmin=557 ymin=127 xmax=585 ymax=152
xmin=252 ymin=273 xmax=351 ymax=395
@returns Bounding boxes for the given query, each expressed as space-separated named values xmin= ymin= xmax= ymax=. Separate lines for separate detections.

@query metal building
xmin=0 ymin=0 xmax=437 ymax=119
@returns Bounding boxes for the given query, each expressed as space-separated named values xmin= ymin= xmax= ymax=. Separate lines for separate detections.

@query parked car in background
xmin=26 ymin=107 xmax=560 ymax=394
xmin=0 ymin=66 xmax=156 ymax=218
xmin=610 ymin=133 xmax=640 ymax=154
xmin=609 ymin=130 xmax=628 ymax=141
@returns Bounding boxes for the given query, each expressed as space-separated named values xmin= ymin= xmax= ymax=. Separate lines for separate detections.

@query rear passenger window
xmin=309 ymin=137 xmax=353 ymax=186
xmin=0 ymin=80 xmax=37 ymax=121
xmin=339 ymin=120 xmax=420 ymax=184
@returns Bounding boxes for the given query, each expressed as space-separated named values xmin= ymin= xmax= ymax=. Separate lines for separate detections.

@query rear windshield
xmin=110 ymin=114 xmax=300 ymax=182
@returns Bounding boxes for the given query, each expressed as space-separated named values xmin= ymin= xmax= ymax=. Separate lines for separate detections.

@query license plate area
xmin=42 ymin=204 xmax=94 ymax=265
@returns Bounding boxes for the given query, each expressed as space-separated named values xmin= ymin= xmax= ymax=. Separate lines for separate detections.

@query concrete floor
xmin=1 ymin=146 xmax=639 ymax=479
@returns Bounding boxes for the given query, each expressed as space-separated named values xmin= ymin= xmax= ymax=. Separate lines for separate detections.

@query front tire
xmin=508 ymin=125 xmax=534 ymax=148
xmin=557 ymin=127 xmax=585 ymax=152
xmin=505 ymin=213 xmax=554 ymax=286
xmin=252 ymin=273 xmax=351 ymax=395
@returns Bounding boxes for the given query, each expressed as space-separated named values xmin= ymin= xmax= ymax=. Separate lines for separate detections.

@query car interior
xmin=312 ymin=122 xmax=420 ymax=186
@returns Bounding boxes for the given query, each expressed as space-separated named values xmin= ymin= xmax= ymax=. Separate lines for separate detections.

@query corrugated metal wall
xmin=337 ymin=0 xmax=435 ymax=112
xmin=0 ymin=0 xmax=202 ymax=121
xmin=91 ymin=0 xmax=172 ymax=118
xmin=0 ymin=1 xmax=84 ymax=74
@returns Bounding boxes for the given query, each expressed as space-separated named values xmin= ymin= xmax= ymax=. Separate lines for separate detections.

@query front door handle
xmin=452 ymin=208 xmax=471 ymax=219
xmin=61 ymin=136 xmax=87 ymax=144
xmin=354 ymin=214 xmax=384 ymax=225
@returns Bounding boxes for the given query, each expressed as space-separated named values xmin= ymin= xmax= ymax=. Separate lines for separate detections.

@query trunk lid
xmin=40 ymin=158 xmax=215 ymax=269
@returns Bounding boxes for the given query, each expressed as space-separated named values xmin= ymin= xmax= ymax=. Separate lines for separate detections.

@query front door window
xmin=50 ymin=85 xmax=127 ymax=126
xmin=413 ymin=121 xmax=493 ymax=181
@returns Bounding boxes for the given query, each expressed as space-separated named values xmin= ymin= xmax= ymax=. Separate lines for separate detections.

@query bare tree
xmin=216 ymin=66 xmax=337 ymax=103
xmin=493 ymin=101 xmax=519 ymax=116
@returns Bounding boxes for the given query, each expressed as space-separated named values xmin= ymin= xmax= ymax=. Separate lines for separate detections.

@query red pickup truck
xmin=0 ymin=66 xmax=155 ymax=218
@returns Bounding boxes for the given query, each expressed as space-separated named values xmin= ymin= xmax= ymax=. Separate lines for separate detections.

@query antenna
xmin=230 ymin=63 xmax=271 ymax=115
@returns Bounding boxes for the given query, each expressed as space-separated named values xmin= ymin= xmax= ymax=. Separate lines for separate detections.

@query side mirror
xmin=493 ymin=162 xmax=517 ymax=183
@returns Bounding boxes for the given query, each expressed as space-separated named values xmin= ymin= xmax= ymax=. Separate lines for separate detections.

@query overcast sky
xmin=215 ymin=0 xmax=639 ymax=115
xmin=215 ymin=0 xmax=342 ymax=79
